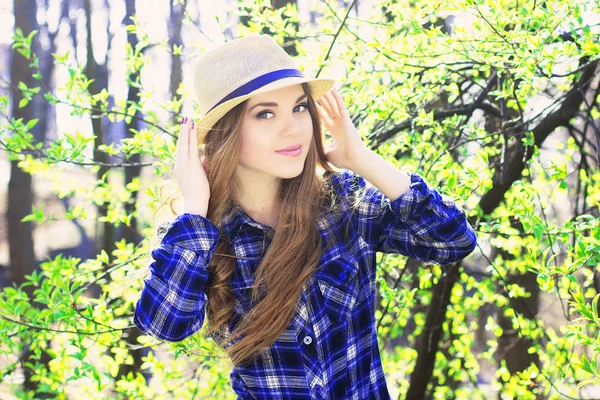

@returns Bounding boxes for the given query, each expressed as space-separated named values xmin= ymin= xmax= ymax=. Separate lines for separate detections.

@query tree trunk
xmin=406 ymin=264 xmax=461 ymax=399
xmin=168 ymin=0 xmax=185 ymax=125
xmin=83 ymin=0 xmax=113 ymax=258
xmin=9 ymin=0 xmax=53 ymax=397
xmin=113 ymin=0 xmax=145 ymax=385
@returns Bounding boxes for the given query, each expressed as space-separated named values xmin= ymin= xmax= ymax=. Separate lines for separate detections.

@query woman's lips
xmin=276 ymin=145 xmax=302 ymax=157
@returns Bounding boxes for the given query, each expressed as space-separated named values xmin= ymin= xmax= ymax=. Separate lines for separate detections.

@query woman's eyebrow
xmin=248 ymin=94 xmax=307 ymax=112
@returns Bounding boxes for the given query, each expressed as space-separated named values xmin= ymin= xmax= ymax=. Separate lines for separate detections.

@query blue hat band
xmin=208 ymin=68 xmax=305 ymax=114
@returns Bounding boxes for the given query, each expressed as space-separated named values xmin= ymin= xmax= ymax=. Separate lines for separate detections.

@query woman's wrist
xmin=184 ymin=199 xmax=208 ymax=217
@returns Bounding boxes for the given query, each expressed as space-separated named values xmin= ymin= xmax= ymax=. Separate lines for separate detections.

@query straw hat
xmin=192 ymin=34 xmax=336 ymax=144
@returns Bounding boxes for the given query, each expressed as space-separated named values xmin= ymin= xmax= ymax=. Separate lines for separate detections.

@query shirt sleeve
xmin=334 ymin=168 xmax=477 ymax=265
xmin=133 ymin=213 xmax=220 ymax=342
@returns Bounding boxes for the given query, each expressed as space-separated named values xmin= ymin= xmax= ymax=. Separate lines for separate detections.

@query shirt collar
xmin=219 ymin=200 xmax=276 ymax=239
xmin=219 ymin=199 xmax=334 ymax=240
xmin=218 ymin=170 xmax=337 ymax=239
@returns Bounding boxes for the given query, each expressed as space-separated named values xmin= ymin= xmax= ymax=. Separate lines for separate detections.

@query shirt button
xmin=303 ymin=335 xmax=313 ymax=345
xmin=338 ymin=272 xmax=347 ymax=281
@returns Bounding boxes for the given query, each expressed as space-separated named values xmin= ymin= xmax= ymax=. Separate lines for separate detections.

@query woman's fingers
xmin=176 ymin=116 xmax=202 ymax=165
xmin=319 ymin=91 xmax=336 ymax=117
xmin=189 ymin=119 xmax=198 ymax=160
xmin=176 ymin=117 xmax=184 ymax=160
xmin=317 ymin=95 xmax=332 ymax=118
xmin=176 ymin=117 xmax=186 ymax=164
xmin=177 ymin=116 xmax=191 ymax=163
xmin=330 ymin=89 xmax=346 ymax=116
xmin=318 ymin=89 xmax=345 ymax=119
xmin=325 ymin=90 xmax=340 ymax=117
xmin=315 ymin=102 xmax=332 ymax=126
xmin=186 ymin=118 xmax=192 ymax=159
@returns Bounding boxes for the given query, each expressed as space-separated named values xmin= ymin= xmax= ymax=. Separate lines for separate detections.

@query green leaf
xmin=26 ymin=118 xmax=39 ymax=130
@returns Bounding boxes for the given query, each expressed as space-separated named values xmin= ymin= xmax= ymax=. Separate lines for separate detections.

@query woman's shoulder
xmin=319 ymin=168 xmax=368 ymax=218
xmin=325 ymin=167 xmax=369 ymax=205
xmin=322 ymin=167 xmax=363 ymax=195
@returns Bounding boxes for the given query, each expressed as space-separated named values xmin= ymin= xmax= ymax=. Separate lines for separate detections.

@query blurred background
xmin=1 ymin=0 xmax=600 ymax=399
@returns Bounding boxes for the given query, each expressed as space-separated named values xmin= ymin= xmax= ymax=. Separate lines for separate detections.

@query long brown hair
xmin=160 ymin=82 xmax=359 ymax=367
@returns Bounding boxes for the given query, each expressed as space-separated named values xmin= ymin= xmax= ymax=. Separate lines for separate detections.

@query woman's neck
xmin=233 ymin=171 xmax=282 ymax=229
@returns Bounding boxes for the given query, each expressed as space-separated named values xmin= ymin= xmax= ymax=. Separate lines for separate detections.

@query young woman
xmin=133 ymin=34 xmax=477 ymax=399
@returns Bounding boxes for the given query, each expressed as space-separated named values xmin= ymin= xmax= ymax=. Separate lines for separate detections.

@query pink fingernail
xmin=182 ymin=116 xmax=187 ymax=124
xmin=191 ymin=121 xmax=195 ymax=129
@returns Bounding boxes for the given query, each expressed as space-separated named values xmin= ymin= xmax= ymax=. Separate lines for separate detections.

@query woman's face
xmin=237 ymin=84 xmax=314 ymax=181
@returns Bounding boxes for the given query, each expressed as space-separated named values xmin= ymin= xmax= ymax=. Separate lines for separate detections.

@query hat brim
xmin=194 ymin=76 xmax=336 ymax=143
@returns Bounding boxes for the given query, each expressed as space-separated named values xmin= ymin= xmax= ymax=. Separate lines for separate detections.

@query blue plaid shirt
xmin=134 ymin=168 xmax=477 ymax=399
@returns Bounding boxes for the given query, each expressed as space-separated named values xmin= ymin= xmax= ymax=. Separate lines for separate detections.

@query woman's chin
xmin=276 ymin=165 xmax=305 ymax=180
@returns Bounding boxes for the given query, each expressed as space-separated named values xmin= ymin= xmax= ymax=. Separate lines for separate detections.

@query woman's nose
xmin=280 ymin=114 xmax=304 ymax=136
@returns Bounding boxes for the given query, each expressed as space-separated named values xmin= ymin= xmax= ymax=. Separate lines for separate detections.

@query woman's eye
xmin=296 ymin=103 xmax=308 ymax=112
xmin=256 ymin=103 xmax=309 ymax=120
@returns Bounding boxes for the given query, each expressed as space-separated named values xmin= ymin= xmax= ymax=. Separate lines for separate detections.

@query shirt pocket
xmin=314 ymin=251 xmax=361 ymax=322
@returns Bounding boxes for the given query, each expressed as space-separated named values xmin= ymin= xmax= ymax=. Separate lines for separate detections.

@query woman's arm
xmin=315 ymin=87 xmax=476 ymax=265
xmin=339 ymin=149 xmax=477 ymax=265
xmin=133 ymin=213 xmax=220 ymax=341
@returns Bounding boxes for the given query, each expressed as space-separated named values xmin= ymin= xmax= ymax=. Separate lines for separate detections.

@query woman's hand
xmin=315 ymin=88 xmax=369 ymax=170
xmin=174 ymin=117 xmax=210 ymax=216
